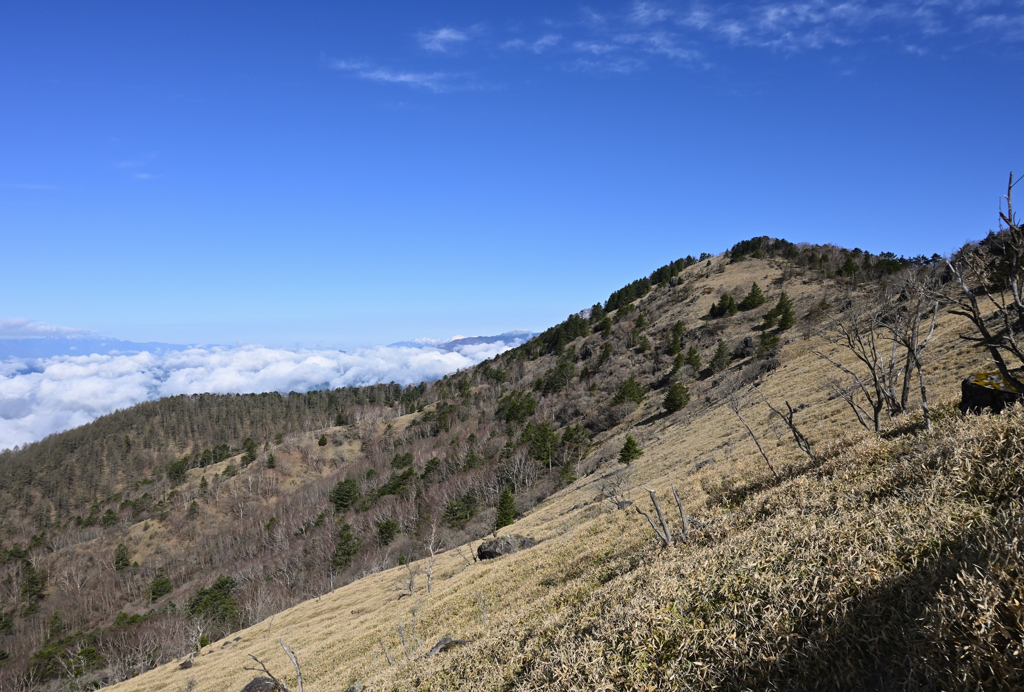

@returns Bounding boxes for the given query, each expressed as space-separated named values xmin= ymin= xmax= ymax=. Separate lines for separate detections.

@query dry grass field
xmin=104 ymin=254 xmax=1023 ymax=691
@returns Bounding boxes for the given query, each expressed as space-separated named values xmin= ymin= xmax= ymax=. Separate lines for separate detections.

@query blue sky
xmin=2 ymin=1 xmax=1022 ymax=348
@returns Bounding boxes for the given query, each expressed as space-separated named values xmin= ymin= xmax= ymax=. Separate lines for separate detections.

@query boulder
xmin=477 ymin=534 xmax=536 ymax=560
xmin=344 ymin=685 xmax=364 ymax=692
xmin=240 ymin=677 xmax=284 ymax=692
xmin=960 ymin=372 xmax=1023 ymax=414
xmin=425 ymin=637 xmax=471 ymax=658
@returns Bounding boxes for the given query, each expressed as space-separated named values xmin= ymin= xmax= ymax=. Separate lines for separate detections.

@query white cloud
xmin=332 ymin=61 xmax=457 ymax=92
xmin=0 ymin=339 xmax=527 ymax=451
xmin=419 ymin=27 xmax=470 ymax=52
xmin=532 ymin=34 xmax=563 ymax=52
xmin=0 ymin=319 xmax=96 ymax=339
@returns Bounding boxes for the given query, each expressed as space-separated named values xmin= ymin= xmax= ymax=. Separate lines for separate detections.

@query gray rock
xmin=477 ymin=534 xmax=536 ymax=560
xmin=344 ymin=684 xmax=364 ymax=692
xmin=695 ymin=458 xmax=715 ymax=470
xmin=240 ymin=677 xmax=284 ymax=692
xmin=426 ymin=637 xmax=471 ymax=658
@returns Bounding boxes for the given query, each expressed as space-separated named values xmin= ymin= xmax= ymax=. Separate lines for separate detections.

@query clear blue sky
xmin=2 ymin=1 xmax=1021 ymax=348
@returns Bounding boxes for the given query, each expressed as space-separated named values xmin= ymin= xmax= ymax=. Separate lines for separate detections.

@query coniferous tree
xmin=739 ymin=282 xmax=767 ymax=310
xmin=618 ymin=435 xmax=643 ymax=465
xmin=669 ymin=321 xmax=685 ymax=355
xmin=612 ymin=375 xmax=647 ymax=405
xmin=710 ymin=340 xmax=732 ymax=373
xmin=377 ymin=519 xmax=399 ymax=546
xmin=684 ymin=346 xmax=702 ymax=372
xmin=149 ymin=568 xmax=173 ymax=602
xmin=709 ymin=294 xmax=739 ymax=318
xmin=332 ymin=523 xmax=361 ymax=569
xmin=114 ymin=543 xmax=131 ymax=571
xmin=776 ymin=292 xmax=797 ymax=330
xmin=757 ymin=332 xmax=781 ymax=357
xmin=330 ymin=478 xmax=362 ymax=512
xmin=494 ymin=488 xmax=516 ymax=531
xmin=663 ymin=382 xmax=690 ymax=413
xmin=318 ymin=434 xmax=328 ymax=447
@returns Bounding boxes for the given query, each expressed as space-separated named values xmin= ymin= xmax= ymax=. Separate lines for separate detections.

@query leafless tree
xmin=636 ymin=485 xmax=691 ymax=547
xmin=750 ymin=386 xmax=816 ymax=461
xmin=815 ymin=287 xmax=905 ymax=431
xmin=727 ymin=391 xmax=780 ymax=480
xmin=244 ymin=639 xmax=304 ymax=692
xmin=946 ymin=172 xmax=1024 ymax=391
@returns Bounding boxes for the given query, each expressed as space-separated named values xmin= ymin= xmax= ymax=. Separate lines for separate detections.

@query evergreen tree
xmin=149 ymin=568 xmax=173 ymax=602
xmin=636 ymin=334 xmax=651 ymax=353
xmin=684 ymin=346 xmax=702 ymax=371
xmin=710 ymin=340 xmax=732 ymax=373
xmin=330 ymin=479 xmax=361 ymax=512
xmin=377 ymin=519 xmax=399 ymax=546
xmin=757 ymin=332 xmax=781 ymax=357
xmin=663 ymin=382 xmax=690 ymax=413
xmin=612 ymin=374 xmax=647 ymax=405
xmin=114 ymin=543 xmax=131 ymax=571
xmin=776 ymin=292 xmax=797 ymax=330
xmin=332 ymin=523 xmax=361 ymax=569
xmin=669 ymin=321 xmax=685 ymax=355
xmin=199 ymin=475 xmax=209 ymax=493
xmin=102 ymin=508 xmax=118 ymax=528
xmin=709 ymin=293 xmax=739 ymax=318
xmin=265 ymin=453 xmax=275 ymax=469
xmin=494 ymin=488 xmax=516 ymax=531
xmin=618 ymin=435 xmax=643 ymax=465
xmin=318 ymin=434 xmax=328 ymax=447
xmin=242 ymin=437 xmax=258 ymax=464
xmin=763 ymin=292 xmax=796 ymax=330
xmin=739 ymin=282 xmax=767 ymax=310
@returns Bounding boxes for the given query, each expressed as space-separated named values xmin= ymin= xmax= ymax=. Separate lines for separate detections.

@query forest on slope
xmin=0 ymin=236 xmax=967 ymax=691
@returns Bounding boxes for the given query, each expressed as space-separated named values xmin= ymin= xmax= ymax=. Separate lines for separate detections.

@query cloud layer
xmin=0 ymin=339 xmax=525 ymax=451
xmin=330 ymin=0 xmax=1024 ymax=88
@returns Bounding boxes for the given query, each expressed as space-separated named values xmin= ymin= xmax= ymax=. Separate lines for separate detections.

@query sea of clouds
xmin=0 ymin=338 xmax=525 ymax=452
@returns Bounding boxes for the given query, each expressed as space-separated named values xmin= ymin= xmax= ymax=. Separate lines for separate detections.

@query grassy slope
xmin=107 ymin=256 xmax=1023 ymax=691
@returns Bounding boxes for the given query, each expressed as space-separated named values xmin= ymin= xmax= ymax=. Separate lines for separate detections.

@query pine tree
xmin=709 ymin=293 xmax=739 ymax=318
xmin=663 ymin=382 xmax=690 ymax=413
xmin=332 ymin=523 xmax=361 ymax=569
xmin=684 ymin=346 xmax=702 ymax=371
xmin=318 ymin=434 xmax=328 ymax=447
xmin=377 ymin=519 xmax=399 ymax=546
xmin=612 ymin=375 xmax=647 ymax=405
xmin=740 ymin=282 xmax=767 ymax=310
xmin=710 ymin=340 xmax=732 ymax=373
xmin=776 ymin=292 xmax=797 ymax=330
xmin=494 ymin=488 xmax=516 ymax=531
xmin=618 ymin=435 xmax=643 ymax=465
xmin=330 ymin=478 xmax=361 ymax=512
xmin=114 ymin=543 xmax=131 ymax=571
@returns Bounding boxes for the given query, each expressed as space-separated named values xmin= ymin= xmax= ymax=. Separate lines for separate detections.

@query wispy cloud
xmin=503 ymin=34 xmax=563 ymax=53
xmin=532 ymin=34 xmax=562 ymax=52
xmin=419 ymin=27 xmax=470 ymax=52
xmin=331 ymin=1 xmax=1024 ymax=88
xmin=0 ymin=319 xmax=96 ymax=339
xmin=0 ymin=337 xmax=529 ymax=451
xmin=332 ymin=60 xmax=463 ymax=92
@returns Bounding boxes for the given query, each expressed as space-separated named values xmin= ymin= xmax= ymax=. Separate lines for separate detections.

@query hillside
xmin=2 ymin=237 xmax=1019 ymax=691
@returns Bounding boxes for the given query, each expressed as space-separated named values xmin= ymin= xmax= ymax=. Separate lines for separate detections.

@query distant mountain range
xmin=0 ymin=336 xmax=196 ymax=360
xmin=388 ymin=330 xmax=537 ymax=352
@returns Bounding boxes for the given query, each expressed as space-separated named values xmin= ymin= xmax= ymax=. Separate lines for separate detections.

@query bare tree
xmin=881 ymin=269 xmax=942 ymax=429
xmin=815 ymin=287 xmax=905 ymax=431
xmin=727 ymin=391 xmax=780 ymax=480
xmin=946 ymin=172 xmax=1024 ymax=392
xmin=244 ymin=639 xmax=304 ymax=692
xmin=635 ymin=485 xmax=691 ymax=547
xmin=750 ymin=386 xmax=816 ymax=461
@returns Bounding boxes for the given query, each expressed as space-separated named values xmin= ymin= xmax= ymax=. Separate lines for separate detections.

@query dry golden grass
xmin=109 ymin=257 xmax=1021 ymax=692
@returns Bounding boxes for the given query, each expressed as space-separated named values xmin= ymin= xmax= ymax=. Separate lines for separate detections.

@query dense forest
xmin=0 ymin=237 xmax=958 ymax=691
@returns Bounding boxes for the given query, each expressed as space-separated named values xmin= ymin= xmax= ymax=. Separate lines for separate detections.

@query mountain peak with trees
xmin=2 ymin=183 xmax=1023 ymax=690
